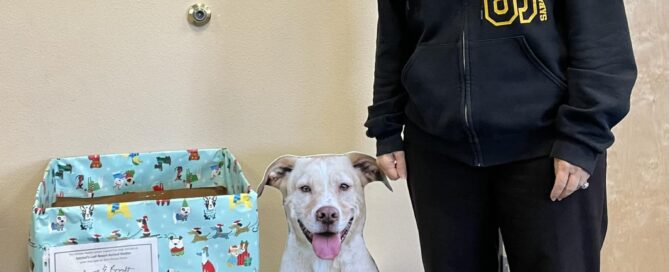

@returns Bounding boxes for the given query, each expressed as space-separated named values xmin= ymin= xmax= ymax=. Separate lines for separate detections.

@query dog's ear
xmin=347 ymin=152 xmax=392 ymax=191
xmin=258 ymin=155 xmax=297 ymax=197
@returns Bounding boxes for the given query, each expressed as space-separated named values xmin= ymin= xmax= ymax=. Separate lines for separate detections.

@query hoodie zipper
xmin=461 ymin=2 xmax=482 ymax=167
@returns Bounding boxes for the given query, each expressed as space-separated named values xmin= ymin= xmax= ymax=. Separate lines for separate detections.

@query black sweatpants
xmin=404 ymin=133 xmax=608 ymax=272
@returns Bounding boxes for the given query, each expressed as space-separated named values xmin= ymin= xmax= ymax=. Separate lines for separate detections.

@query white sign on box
xmin=48 ymin=238 xmax=158 ymax=272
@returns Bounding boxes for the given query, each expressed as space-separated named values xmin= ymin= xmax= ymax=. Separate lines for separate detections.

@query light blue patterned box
xmin=28 ymin=148 xmax=259 ymax=272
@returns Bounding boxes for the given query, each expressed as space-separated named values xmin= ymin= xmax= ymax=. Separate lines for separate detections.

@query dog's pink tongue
xmin=312 ymin=233 xmax=341 ymax=260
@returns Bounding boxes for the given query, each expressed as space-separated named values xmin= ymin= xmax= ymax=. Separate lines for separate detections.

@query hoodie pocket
xmin=469 ymin=36 xmax=566 ymax=137
xmin=401 ymin=42 xmax=468 ymax=140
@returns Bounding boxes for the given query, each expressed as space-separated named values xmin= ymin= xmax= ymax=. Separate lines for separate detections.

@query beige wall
xmin=602 ymin=1 xmax=669 ymax=271
xmin=0 ymin=0 xmax=666 ymax=271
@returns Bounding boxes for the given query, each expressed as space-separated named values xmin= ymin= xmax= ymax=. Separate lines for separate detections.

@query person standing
xmin=364 ymin=0 xmax=637 ymax=271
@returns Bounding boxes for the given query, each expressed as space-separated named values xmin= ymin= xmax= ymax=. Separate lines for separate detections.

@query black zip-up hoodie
xmin=364 ymin=0 xmax=637 ymax=174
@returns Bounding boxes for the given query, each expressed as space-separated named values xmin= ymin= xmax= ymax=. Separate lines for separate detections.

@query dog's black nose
xmin=316 ymin=206 xmax=339 ymax=225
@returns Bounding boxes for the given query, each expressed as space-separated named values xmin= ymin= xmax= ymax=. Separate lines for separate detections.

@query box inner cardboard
xmin=52 ymin=187 xmax=228 ymax=207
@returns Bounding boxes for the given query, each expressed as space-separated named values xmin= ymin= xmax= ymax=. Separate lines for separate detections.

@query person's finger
xmin=577 ymin=169 xmax=591 ymax=191
xmin=377 ymin=154 xmax=399 ymax=180
xmin=558 ymin=171 xmax=581 ymax=200
xmin=394 ymin=151 xmax=407 ymax=179
xmin=550 ymin=160 xmax=569 ymax=201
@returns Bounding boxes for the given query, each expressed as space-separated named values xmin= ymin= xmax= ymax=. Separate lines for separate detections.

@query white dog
xmin=258 ymin=152 xmax=391 ymax=272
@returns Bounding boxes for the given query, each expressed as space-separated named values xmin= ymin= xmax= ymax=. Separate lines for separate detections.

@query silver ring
xmin=580 ymin=182 xmax=590 ymax=190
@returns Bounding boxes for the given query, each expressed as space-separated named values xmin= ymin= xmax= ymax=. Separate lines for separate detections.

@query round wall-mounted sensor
xmin=188 ymin=3 xmax=211 ymax=26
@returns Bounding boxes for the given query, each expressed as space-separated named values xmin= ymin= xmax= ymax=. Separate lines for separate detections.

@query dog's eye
xmin=299 ymin=185 xmax=312 ymax=193
xmin=339 ymin=183 xmax=350 ymax=191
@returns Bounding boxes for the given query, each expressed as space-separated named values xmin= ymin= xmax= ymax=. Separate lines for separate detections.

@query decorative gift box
xmin=28 ymin=148 xmax=259 ymax=272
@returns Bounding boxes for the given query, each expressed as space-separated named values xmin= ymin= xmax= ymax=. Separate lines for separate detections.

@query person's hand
xmin=550 ymin=158 xmax=590 ymax=201
xmin=377 ymin=151 xmax=407 ymax=180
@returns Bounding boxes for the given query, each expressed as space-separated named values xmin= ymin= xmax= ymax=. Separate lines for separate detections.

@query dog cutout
xmin=258 ymin=152 xmax=391 ymax=272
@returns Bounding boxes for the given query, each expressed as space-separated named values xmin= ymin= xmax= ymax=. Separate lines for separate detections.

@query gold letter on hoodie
xmin=485 ymin=0 xmax=546 ymax=26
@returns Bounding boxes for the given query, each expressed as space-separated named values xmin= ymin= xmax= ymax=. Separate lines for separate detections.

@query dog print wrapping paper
xmin=28 ymin=148 xmax=259 ymax=272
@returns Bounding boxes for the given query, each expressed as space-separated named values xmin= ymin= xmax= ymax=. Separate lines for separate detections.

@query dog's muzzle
xmin=298 ymin=217 xmax=354 ymax=260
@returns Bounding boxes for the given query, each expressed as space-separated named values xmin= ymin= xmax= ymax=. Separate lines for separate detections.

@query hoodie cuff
xmin=376 ymin=134 xmax=404 ymax=156
xmin=550 ymin=138 xmax=601 ymax=175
